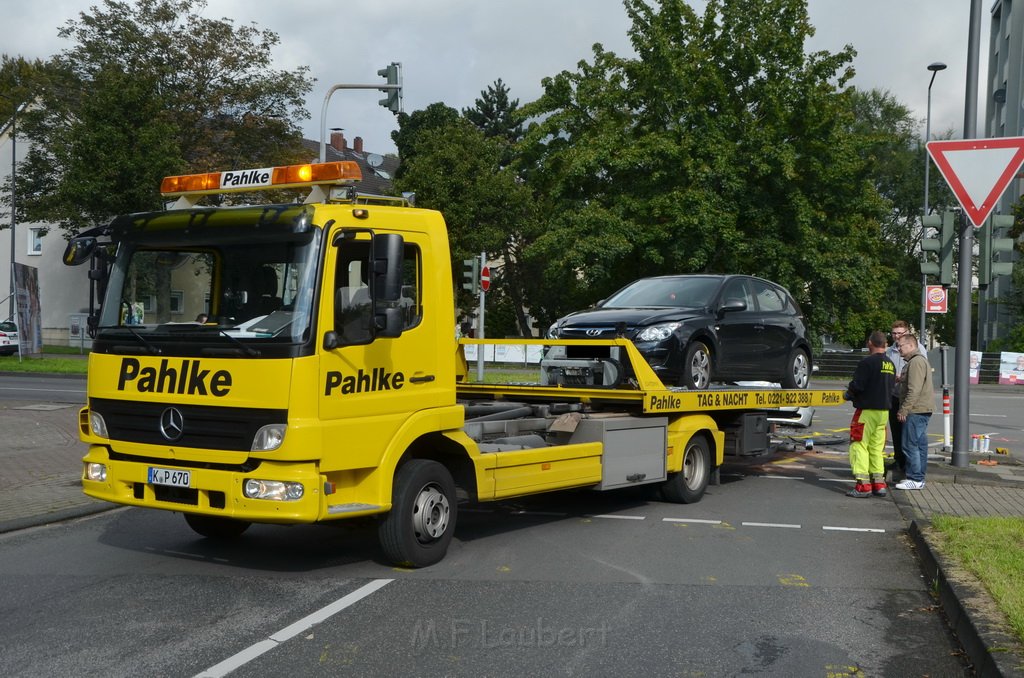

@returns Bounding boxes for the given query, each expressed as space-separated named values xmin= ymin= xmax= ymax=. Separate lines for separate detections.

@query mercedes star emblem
xmin=159 ymin=407 xmax=184 ymax=441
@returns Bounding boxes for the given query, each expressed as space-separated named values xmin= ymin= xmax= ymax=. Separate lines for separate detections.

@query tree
xmin=845 ymin=88 xmax=958 ymax=342
xmin=7 ymin=0 xmax=313 ymax=235
xmin=463 ymin=78 xmax=523 ymax=143
xmin=393 ymin=104 xmax=537 ymax=335
xmin=517 ymin=0 xmax=894 ymax=344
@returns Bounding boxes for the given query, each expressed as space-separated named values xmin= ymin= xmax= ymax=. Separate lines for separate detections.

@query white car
xmin=0 ymin=321 xmax=18 ymax=356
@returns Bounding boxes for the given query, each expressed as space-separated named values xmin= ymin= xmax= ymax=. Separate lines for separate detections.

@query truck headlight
xmin=251 ymin=424 xmax=286 ymax=451
xmin=85 ymin=463 xmax=107 ymax=482
xmin=89 ymin=411 xmax=109 ymax=438
xmin=635 ymin=322 xmax=680 ymax=342
xmin=243 ymin=479 xmax=304 ymax=501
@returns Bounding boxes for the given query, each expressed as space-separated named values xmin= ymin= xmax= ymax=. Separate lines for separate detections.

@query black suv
xmin=547 ymin=274 xmax=812 ymax=390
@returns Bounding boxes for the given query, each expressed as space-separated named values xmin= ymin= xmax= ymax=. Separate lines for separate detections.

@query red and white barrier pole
xmin=942 ymin=387 xmax=952 ymax=452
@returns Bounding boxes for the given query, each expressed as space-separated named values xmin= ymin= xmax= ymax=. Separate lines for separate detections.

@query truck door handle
xmin=409 ymin=374 xmax=435 ymax=383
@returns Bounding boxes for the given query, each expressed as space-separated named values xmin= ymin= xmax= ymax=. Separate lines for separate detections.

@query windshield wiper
xmin=121 ymin=326 xmax=161 ymax=355
xmin=217 ymin=329 xmax=260 ymax=357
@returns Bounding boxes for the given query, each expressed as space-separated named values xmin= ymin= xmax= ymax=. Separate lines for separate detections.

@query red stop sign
xmin=480 ymin=266 xmax=491 ymax=292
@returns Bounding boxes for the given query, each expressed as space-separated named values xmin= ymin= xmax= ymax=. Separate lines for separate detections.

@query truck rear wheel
xmin=661 ymin=436 xmax=711 ymax=504
xmin=184 ymin=514 xmax=251 ymax=539
xmin=379 ymin=460 xmax=457 ymax=568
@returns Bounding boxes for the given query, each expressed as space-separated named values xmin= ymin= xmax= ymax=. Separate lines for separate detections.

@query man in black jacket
xmin=845 ymin=331 xmax=896 ymax=498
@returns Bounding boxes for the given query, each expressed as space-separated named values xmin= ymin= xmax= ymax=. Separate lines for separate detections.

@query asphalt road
xmin=0 ymin=451 xmax=971 ymax=677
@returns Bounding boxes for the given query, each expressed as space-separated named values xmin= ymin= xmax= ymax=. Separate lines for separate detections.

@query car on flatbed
xmin=547 ymin=274 xmax=812 ymax=390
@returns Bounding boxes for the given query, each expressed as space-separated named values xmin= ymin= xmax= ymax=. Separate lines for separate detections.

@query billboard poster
xmin=998 ymin=351 xmax=1024 ymax=386
xmin=970 ymin=350 xmax=982 ymax=385
xmin=13 ymin=263 xmax=43 ymax=357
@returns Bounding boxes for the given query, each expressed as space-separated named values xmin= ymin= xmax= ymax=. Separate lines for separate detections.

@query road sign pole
xmin=476 ymin=252 xmax=486 ymax=382
xmin=952 ymin=213 xmax=972 ymax=467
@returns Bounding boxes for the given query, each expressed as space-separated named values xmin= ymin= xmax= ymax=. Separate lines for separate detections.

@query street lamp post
xmin=922 ymin=61 xmax=947 ymax=346
xmin=1 ymin=94 xmax=17 ymax=320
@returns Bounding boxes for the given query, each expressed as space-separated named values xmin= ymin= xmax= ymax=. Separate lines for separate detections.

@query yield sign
xmin=927 ymin=137 xmax=1024 ymax=227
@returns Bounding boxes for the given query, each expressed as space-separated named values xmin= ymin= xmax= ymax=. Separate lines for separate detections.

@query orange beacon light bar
xmin=160 ymin=161 xmax=363 ymax=197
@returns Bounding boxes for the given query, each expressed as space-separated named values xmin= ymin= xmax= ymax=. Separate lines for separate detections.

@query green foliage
xmin=394 ymin=96 xmax=539 ymax=335
xmin=5 ymin=0 xmax=313 ymax=234
xmin=515 ymin=0 xmax=897 ymax=340
xmin=462 ymin=78 xmax=523 ymax=143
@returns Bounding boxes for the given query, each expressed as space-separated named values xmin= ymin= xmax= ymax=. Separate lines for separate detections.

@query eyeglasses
xmin=891 ymin=331 xmax=906 ymax=338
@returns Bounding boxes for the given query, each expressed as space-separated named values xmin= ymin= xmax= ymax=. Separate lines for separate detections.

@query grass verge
xmin=0 ymin=347 xmax=89 ymax=375
xmin=931 ymin=515 xmax=1024 ymax=645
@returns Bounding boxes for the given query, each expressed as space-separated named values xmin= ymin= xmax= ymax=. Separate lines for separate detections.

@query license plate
xmin=148 ymin=467 xmax=191 ymax=488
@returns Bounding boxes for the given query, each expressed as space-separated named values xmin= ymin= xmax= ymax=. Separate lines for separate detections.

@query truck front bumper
xmin=80 ymin=445 xmax=325 ymax=524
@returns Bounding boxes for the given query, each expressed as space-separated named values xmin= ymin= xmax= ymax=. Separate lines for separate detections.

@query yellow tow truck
xmin=63 ymin=160 xmax=844 ymax=567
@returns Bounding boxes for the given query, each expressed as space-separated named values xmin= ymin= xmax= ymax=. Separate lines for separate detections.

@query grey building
xmin=983 ymin=0 xmax=1023 ymax=347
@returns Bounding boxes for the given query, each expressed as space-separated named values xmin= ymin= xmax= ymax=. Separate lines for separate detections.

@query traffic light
xmin=462 ymin=257 xmax=480 ymax=294
xmin=978 ymin=214 xmax=1016 ymax=288
xmin=920 ymin=210 xmax=956 ymax=286
xmin=377 ymin=62 xmax=402 ymax=113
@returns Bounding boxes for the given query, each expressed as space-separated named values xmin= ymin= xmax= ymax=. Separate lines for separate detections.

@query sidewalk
xmin=2 ymin=399 xmax=1024 ymax=675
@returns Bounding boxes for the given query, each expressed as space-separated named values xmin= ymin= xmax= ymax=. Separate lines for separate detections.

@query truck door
xmin=317 ymin=229 xmax=446 ymax=470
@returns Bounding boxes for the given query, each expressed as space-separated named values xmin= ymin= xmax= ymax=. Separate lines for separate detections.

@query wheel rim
xmin=411 ymin=482 xmax=450 ymax=543
xmin=683 ymin=443 xmax=707 ymax=490
xmin=792 ymin=352 xmax=809 ymax=388
xmin=690 ymin=347 xmax=711 ymax=389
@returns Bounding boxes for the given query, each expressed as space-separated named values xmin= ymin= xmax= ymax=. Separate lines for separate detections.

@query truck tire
xmin=781 ymin=348 xmax=811 ymax=389
xmin=379 ymin=460 xmax=457 ymax=568
xmin=681 ymin=341 xmax=712 ymax=390
xmin=661 ymin=436 xmax=711 ymax=503
xmin=184 ymin=514 xmax=251 ymax=539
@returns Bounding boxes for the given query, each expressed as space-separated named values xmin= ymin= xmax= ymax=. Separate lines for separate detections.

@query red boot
xmin=871 ymin=482 xmax=888 ymax=497
xmin=846 ymin=482 xmax=871 ymax=498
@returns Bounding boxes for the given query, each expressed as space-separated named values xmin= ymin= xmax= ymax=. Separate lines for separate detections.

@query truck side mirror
xmin=372 ymin=233 xmax=404 ymax=303
xmin=63 ymin=237 xmax=98 ymax=266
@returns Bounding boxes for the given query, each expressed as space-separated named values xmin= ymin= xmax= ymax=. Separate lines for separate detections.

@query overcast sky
xmin=0 ymin=0 xmax=990 ymax=157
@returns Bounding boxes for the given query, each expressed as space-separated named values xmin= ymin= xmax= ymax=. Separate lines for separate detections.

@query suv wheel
xmin=681 ymin=341 xmax=712 ymax=390
xmin=782 ymin=348 xmax=810 ymax=389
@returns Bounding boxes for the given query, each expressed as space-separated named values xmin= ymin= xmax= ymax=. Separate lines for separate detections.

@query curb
xmin=0 ymin=502 xmax=116 ymax=535
xmin=909 ymin=520 xmax=1024 ymax=677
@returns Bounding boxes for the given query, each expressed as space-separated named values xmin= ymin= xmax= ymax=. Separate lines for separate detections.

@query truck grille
xmin=90 ymin=397 xmax=288 ymax=452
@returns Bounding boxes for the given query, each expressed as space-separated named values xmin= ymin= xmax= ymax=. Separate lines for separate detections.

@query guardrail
xmin=814 ymin=351 xmax=1005 ymax=385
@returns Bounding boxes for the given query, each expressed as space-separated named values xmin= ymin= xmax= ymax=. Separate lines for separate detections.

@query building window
xmin=28 ymin=228 xmax=43 ymax=255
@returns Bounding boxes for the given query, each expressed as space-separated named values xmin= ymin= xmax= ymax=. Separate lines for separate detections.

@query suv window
xmin=751 ymin=279 xmax=786 ymax=313
xmin=0 ymin=321 xmax=15 ymax=332
xmin=721 ymin=278 xmax=754 ymax=308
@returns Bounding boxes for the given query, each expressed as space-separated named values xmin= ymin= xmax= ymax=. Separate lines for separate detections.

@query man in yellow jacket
xmin=895 ymin=334 xmax=934 ymax=490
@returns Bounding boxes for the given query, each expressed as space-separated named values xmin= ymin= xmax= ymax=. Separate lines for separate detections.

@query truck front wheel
xmin=184 ymin=514 xmax=251 ymax=539
xmin=661 ymin=436 xmax=711 ymax=504
xmin=379 ymin=460 xmax=457 ymax=568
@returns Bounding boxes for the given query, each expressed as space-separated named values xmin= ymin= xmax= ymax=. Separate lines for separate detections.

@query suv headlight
xmin=546 ymin=323 xmax=560 ymax=339
xmin=635 ymin=322 xmax=681 ymax=342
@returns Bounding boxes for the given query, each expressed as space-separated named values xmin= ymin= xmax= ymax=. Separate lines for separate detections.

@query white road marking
xmin=193 ymin=578 xmax=393 ymax=678
xmin=741 ymin=522 xmax=801 ymax=529
xmin=823 ymin=526 xmax=886 ymax=533
xmin=587 ymin=514 xmax=646 ymax=520
xmin=662 ymin=518 xmax=722 ymax=524
xmin=758 ymin=475 xmax=803 ymax=480
xmin=511 ymin=510 xmax=569 ymax=517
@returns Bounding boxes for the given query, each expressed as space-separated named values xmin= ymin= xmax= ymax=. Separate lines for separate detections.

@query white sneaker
xmin=895 ymin=479 xmax=925 ymax=490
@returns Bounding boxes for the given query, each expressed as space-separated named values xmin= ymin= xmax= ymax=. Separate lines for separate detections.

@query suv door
xmin=749 ymin=278 xmax=799 ymax=378
xmin=713 ymin=277 xmax=760 ymax=378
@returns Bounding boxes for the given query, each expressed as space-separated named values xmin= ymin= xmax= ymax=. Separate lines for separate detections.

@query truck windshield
xmin=95 ymin=229 xmax=321 ymax=355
